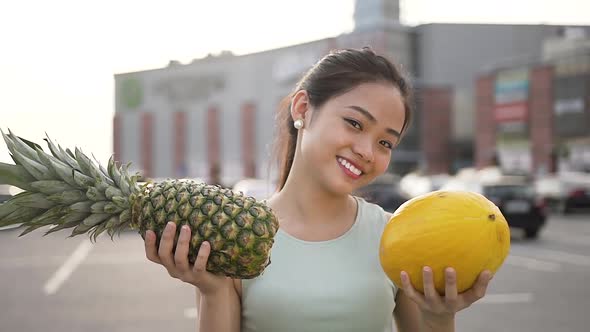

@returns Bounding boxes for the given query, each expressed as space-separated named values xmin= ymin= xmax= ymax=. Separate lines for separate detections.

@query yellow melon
xmin=379 ymin=190 xmax=510 ymax=295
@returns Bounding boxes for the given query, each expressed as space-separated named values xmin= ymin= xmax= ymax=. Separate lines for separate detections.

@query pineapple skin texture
xmin=379 ymin=190 xmax=511 ymax=295
xmin=133 ymin=180 xmax=279 ymax=279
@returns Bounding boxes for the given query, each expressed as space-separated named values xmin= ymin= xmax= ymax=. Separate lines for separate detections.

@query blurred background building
xmin=113 ymin=0 xmax=590 ymax=186
xmin=476 ymin=28 xmax=590 ymax=176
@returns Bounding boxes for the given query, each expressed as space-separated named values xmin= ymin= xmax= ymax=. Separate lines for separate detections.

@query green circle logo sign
xmin=120 ymin=78 xmax=143 ymax=109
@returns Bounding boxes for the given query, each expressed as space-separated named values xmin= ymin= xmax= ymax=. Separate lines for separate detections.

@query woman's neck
xmin=268 ymin=173 xmax=357 ymax=228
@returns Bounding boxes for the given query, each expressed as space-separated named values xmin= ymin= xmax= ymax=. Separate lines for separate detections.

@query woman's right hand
xmin=144 ymin=221 xmax=232 ymax=296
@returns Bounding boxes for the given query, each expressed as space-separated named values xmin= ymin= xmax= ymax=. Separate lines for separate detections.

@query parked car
xmin=398 ymin=171 xmax=452 ymax=198
xmin=535 ymin=172 xmax=590 ymax=214
xmin=232 ymin=178 xmax=276 ymax=201
xmin=353 ymin=173 xmax=410 ymax=213
xmin=562 ymin=187 xmax=590 ymax=212
xmin=482 ymin=176 xmax=547 ymax=239
xmin=442 ymin=175 xmax=547 ymax=239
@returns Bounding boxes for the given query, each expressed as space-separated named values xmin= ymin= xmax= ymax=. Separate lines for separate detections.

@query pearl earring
xmin=294 ymin=119 xmax=304 ymax=130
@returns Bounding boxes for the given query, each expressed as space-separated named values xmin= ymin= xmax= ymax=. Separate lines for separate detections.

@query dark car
xmin=535 ymin=174 xmax=590 ymax=214
xmin=353 ymin=174 xmax=410 ymax=213
xmin=561 ymin=187 xmax=590 ymax=213
xmin=482 ymin=178 xmax=547 ymax=239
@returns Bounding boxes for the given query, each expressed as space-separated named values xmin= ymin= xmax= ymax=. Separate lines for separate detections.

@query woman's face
xmin=294 ymin=81 xmax=406 ymax=195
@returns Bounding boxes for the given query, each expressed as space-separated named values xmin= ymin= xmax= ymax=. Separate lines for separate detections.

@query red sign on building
xmin=494 ymin=101 xmax=528 ymax=122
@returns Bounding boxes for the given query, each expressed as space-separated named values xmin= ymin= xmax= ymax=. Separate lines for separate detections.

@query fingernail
xmin=423 ymin=266 xmax=430 ymax=273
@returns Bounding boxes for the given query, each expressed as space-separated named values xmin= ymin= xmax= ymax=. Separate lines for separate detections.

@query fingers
xmin=174 ymin=225 xmax=191 ymax=271
xmin=400 ymin=270 xmax=426 ymax=308
xmin=193 ymin=241 xmax=211 ymax=274
xmin=144 ymin=222 xmax=214 ymax=288
xmin=444 ymin=267 xmax=458 ymax=306
xmin=158 ymin=222 xmax=177 ymax=268
xmin=462 ymin=270 xmax=492 ymax=304
xmin=157 ymin=222 xmax=183 ymax=279
xmin=422 ymin=266 xmax=440 ymax=303
xmin=144 ymin=230 xmax=161 ymax=264
xmin=403 ymin=267 xmax=493 ymax=317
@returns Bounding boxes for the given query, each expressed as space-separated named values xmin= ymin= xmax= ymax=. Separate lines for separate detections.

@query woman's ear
xmin=290 ymin=90 xmax=310 ymax=123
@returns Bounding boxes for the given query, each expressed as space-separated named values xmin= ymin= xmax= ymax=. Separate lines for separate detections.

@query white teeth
xmin=337 ymin=158 xmax=362 ymax=176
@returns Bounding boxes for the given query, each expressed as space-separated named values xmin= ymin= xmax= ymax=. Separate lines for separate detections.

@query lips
xmin=336 ymin=156 xmax=364 ymax=179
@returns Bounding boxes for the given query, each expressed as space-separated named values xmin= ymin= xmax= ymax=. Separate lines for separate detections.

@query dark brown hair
xmin=272 ymin=47 xmax=413 ymax=190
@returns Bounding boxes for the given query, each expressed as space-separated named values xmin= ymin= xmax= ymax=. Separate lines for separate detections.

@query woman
xmin=144 ymin=47 xmax=493 ymax=331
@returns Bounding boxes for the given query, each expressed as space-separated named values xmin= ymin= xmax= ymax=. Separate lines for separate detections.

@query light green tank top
xmin=241 ymin=196 xmax=397 ymax=332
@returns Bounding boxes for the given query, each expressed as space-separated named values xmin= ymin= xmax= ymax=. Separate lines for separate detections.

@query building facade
xmin=476 ymin=32 xmax=590 ymax=175
xmin=113 ymin=0 xmax=590 ymax=184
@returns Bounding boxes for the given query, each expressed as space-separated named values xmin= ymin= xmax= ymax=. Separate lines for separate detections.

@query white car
xmin=232 ymin=178 xmax=276 ymax=201
xmin=535 ymin=172 xmax=590 ymax=213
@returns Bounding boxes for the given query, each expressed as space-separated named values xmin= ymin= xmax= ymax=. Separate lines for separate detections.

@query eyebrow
xmin=346 ymin=105 xmax=401 ymax=138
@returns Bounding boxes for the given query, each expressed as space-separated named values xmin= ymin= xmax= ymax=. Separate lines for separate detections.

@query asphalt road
xmin=1 ymin=212 xmax=589 ymax=332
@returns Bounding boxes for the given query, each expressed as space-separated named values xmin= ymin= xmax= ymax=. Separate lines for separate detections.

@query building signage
xmin=153 ymin=74 xmax=226 ymax=103
xmin=494 ymin=101 xmax=528 ymax=122
xmin=494 ymin=68 xmax=529 ymax=123
xmin=554 ymin=54 xmax=590 ymax=77
xmin=553 ymin=74 xmax=589 ymax=138
xmin=494 ymin=68 xmax=531 ymax=172
xmin=118 ymin=77 xmax=143 ymax=110
xmin=554 ymin=98 xmax=584 ymax=115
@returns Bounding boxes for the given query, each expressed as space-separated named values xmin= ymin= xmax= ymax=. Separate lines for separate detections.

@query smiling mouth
xmin=336 ymin=157 xmax=363 ymax=179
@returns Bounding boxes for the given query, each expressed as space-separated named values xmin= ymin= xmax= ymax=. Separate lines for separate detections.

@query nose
xmin=352 ymin=137 xmax=374 ymax=164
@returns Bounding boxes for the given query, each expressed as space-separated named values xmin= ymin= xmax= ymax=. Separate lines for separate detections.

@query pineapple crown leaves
xmin=0 ymin=129 xmax=142 ymax=241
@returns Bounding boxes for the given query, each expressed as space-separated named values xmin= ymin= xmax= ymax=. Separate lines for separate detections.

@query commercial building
xmin=476 ymin=29 xmax=590 ymax=175
xmin=113 ymin=0 xmax=590 ymax=184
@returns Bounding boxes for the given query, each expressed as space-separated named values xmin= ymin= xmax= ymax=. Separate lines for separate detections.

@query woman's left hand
xmin=400 ymin=266 xmax=493 ymax=324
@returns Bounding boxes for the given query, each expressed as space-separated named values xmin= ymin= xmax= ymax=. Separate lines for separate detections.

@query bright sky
xmin=1 ymin=0 xmax=588 ymax=166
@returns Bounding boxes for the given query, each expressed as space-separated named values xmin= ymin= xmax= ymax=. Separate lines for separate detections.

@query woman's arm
xmin=393 ymin=289 xmax=423 ymax=331
xmin=197 ymin=282 xmax=241 ymax=332
xmin=145 ymin=222 xmax=241 ymax=332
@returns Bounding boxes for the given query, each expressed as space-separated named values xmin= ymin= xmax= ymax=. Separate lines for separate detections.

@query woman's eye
xmin=345 ymin=118 xmax=362 ymax=130
xmin=380 ymin=141 xmax=393 ymax=149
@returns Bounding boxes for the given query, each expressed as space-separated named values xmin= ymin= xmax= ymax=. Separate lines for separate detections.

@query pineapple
xmin=0 ymin=129 xmax=279 ymax=279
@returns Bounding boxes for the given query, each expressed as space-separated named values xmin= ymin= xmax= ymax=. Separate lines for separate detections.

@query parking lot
xmin=1 ymin=212 xmax=589 ymax=332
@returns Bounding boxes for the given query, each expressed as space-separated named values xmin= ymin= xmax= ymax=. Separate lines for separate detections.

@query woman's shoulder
xmin=355 ymin=195 xmax=390 ymax=227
